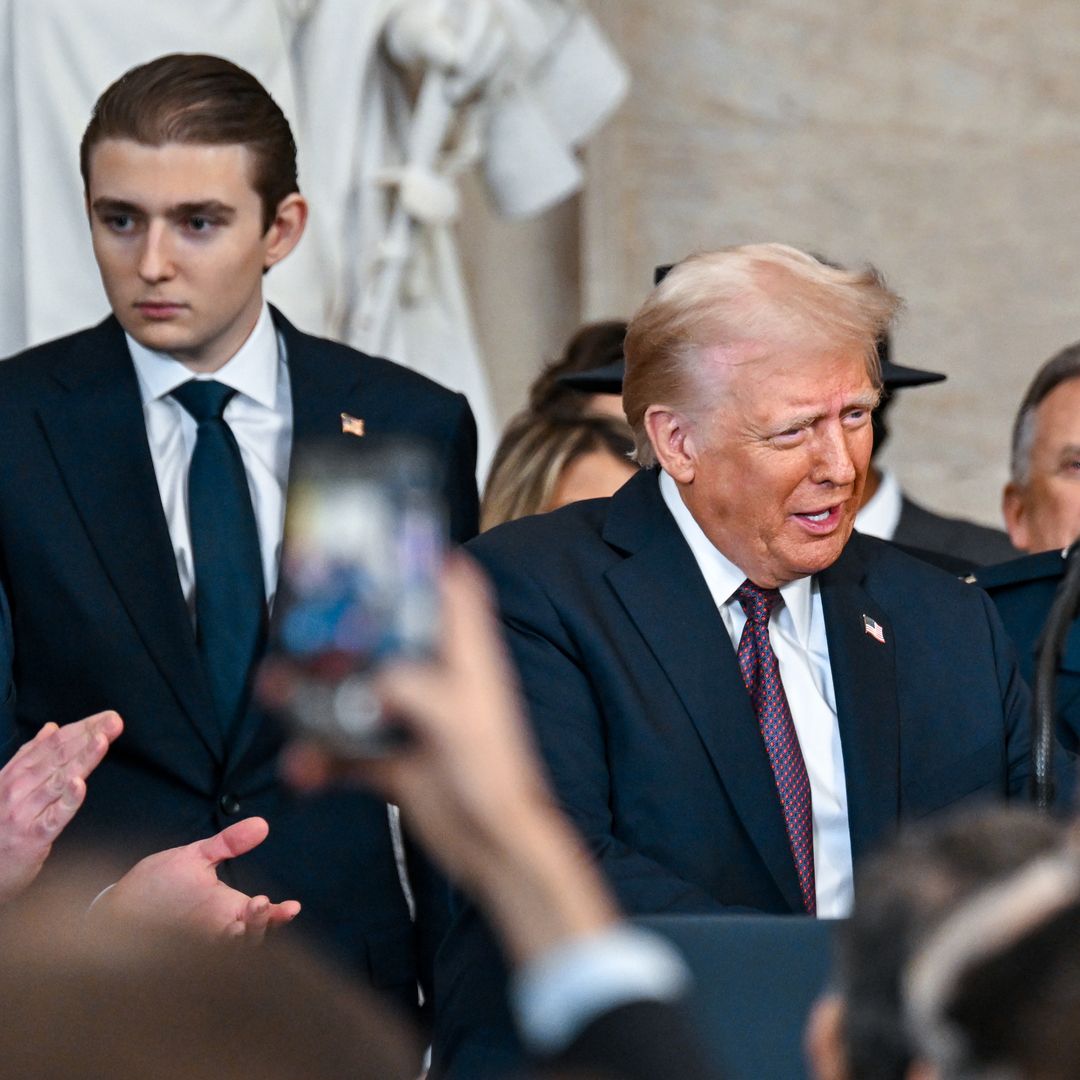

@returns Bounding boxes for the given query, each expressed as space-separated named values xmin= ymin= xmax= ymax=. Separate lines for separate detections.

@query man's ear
xmin=644 ymin=405 xmax=697 ymax=483
xmin=263 ymin=193 xmax=308 ymax=271
xmin=1002 ymin=482 xmax=1030 ymax=552
xmin=804 ymin=994 xmax=849 ymax=1080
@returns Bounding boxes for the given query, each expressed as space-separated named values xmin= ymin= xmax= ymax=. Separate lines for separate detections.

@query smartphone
xmin=259 ymin=439 xmax=445 ymax=757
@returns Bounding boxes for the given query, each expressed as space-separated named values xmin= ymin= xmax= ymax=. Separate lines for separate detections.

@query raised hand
xmin=0 ymin=710 xmax=123 ymax=903
xmin=100 ymin=816 xmax=301 ymax=941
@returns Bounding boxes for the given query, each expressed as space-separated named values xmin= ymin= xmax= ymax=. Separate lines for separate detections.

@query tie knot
xmin=172 ymin=380 xmax=236 ymax=422
xmin=736 ymin=580 xmax=781 ymax=625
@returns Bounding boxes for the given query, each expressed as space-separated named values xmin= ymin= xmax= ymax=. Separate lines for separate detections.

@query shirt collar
xmin=658 ymin=468 xmax=815 ymax=646
xmin=854 ymin=466 xmax=903 ymax=541
xmin=128 ymin=302 xmax=281 ymax=409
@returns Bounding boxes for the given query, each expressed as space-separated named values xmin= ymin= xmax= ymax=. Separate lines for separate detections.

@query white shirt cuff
xmin=88 ymin=882 xmax=117 ymax=912
xmin=511 ymin=923 xmax=691 ymax=1055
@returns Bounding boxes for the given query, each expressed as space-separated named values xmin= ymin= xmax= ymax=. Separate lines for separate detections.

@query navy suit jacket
xmin=975 ymin=547 xmax=1080 ymax=754
xmin=433 ymin=467 xmax=1033 ymax=1073
xmin=0 ymin=309 xmax=478 ymax=1011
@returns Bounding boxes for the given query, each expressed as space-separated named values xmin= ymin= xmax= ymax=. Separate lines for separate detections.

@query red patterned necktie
xmin=735 ymin=580 xmax=816 ymax=915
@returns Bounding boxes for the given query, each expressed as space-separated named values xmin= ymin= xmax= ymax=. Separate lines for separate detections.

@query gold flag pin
xmin=341 ymin=413 xmax=365 ymax=437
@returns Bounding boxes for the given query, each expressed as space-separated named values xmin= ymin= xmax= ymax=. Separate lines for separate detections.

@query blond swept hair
xmin=623 ymin=244 xmax=901 ymax=465
xmin=481 ymin=412 xmax=635 ymax=531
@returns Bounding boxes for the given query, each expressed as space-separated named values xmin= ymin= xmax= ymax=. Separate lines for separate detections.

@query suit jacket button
xmin=218 ymin=793 xmax=241 ymax=816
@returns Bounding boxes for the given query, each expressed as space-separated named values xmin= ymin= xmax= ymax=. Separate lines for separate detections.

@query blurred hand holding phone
xmin=258 ymin=440 xmax=445 ymax=757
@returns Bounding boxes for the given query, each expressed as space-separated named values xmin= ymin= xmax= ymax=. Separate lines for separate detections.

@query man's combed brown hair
xmin=80 ymin=53 xmax=299 ymax=232
xmin=623 ymin=244 xmax=901 ymax=466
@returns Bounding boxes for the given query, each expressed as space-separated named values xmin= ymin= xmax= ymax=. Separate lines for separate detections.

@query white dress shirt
xmin=854 ymin=466 xmax=903 ymax=541
xmin=659 ymin=470 xmax=854 ymax=917
xmin=127 ymin=303 xmax=293 ymax=613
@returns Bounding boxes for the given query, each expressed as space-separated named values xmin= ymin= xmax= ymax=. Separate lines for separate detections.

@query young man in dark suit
xmin=0 ymin=53 xmax=478 ymax=1011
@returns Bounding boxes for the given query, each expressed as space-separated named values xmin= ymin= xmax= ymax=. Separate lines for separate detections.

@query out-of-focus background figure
xmin=1003 ymin=343 xmax=1080 ymax=555
xmin=481 ymin=412 xmax=636 ymax=530
xmin=853 ymin=335 xmax=1018 ymax=568
xmin=481 ymin=319 xmax=637 ymax=529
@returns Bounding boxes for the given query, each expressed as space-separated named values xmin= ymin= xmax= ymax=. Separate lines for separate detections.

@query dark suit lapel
xmin=36 ymin=317 xmax=223 ymax=762
xmin=602 ymin=472 xmax=804 ymax=911
xmin=225 ymin=310 xmax=366 ymax=771
xmin=818 ymin=537 xmax=901 ymax=865
xmin=276 ymin=309 xmax=365 ymax=452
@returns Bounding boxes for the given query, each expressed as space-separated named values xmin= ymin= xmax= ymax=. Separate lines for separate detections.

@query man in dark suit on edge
xmin=0 ymin=54 xmax=478 ymax=1013
xmin=433 ymin=245 xmax=1038 ymax=1074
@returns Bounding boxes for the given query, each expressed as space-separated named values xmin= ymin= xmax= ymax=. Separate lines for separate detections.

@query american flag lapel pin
xmin=341 ymin=413 xmax=365 ymax=437
xmin=862 ymin=614 xmax=885 ymax=644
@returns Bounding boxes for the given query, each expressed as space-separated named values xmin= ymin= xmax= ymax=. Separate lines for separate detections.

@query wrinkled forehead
xmin=689 ymin=340 xmax=879 ymax=419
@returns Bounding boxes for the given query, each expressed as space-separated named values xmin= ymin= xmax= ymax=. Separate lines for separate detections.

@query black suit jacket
xmin=433 ymin=468 xmax=1033 ymax=1073
xmin=0 ymin=310 xmax=478 ymax=1010
xmin=893 ymin=494 xmax=1017 ymax=569
xmin=975 ymin=547 xmax=1080 ymax=753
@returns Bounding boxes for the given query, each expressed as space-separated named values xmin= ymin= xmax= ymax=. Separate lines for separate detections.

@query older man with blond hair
xmin=433 ymin=243 xmax=1036 ymax=1074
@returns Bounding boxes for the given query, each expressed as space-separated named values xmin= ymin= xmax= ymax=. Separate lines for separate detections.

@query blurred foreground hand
xmin=284 ymin=554 xmax=617 ymax=966
xmin=0 ymin=710 xmax=122 ymax=903
xmin=99 ymin=816 xmax=301 ymax=942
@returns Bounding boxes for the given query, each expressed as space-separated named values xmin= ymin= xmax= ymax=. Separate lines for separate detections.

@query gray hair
xmin=1010 ymin=343 xmax=1080 ymax=485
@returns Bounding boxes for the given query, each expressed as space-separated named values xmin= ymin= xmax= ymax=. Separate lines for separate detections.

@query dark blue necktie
xmin=172 ymin=380 xmax=266 ymax=737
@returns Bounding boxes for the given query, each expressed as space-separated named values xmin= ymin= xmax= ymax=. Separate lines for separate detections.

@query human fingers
xmin=194 ymin=817 xmax=270 ymax=868
xmin=4 ymin=712 xmax=121 ymax=794
xmin=267 ymin=899 xmax=302 ymax=927
xmin=438 ymin=553 xmax=504 ymax=672
xmin=435 ymin=555 xmax=525 ymax=721
xmin=33 ymin=774 xmax=88 ymax=841
xmin=0 ymin=723 xmax=60 ymax=787
xmin=240 ymin=894 xmax=272 ymax=943
xmin=63 ymin=712 xmax=123 ymax=782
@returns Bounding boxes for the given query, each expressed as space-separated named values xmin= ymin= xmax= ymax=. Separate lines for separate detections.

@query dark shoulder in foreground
xmin=849 ymin=530 xmax=986 ymax=597
xmin=468 ymin=495 xmax=611 ymax=558
xmin=970 ymin=547 xmax=1072 ymax=595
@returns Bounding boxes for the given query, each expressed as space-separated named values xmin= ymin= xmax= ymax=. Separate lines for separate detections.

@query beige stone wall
xmin=570 ymin=0 xmax=1080 ymax=527
xmin=457 ymin=175 xmax=582 ymax=430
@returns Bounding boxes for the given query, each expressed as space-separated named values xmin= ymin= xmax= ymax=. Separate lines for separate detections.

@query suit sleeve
xmin=549 ymin=999 xmax=721 ymax=1080
xmin=981 ymin=586 xmax=1077 ymax=806
xmin=441 ymin=393 xmax=479 ymax=545
xmin=0 ymin=578 xmax=16 ymax=766
xmin=483 ymin=552 xmax=731 ymax=914
xmin=980 ymin=587 xmax=1034 ymax=800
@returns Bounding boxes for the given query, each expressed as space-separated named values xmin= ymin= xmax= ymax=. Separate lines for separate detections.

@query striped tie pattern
xmin=735 ymin=580 xmax=816 ymax=915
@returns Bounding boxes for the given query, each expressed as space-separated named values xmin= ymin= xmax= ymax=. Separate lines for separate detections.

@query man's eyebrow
xmin=88 ymin=198 xmax=236 ymax=219
xmin=770 ymin=394 xmax=880 ymax=433
xmin=90 ymin=197 xmax=143 ymax=215
xmin=168 ymin=200 xmax=236 ymax=219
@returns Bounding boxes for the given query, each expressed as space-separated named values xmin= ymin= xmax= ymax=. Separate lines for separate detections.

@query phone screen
xmin=259 ymin=440 xmax=445 ymax=756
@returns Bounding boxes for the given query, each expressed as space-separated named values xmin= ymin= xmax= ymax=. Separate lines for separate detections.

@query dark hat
xmin=557 ymin=358 xmax=625 ymax=394
xmin=559 ymin=266 xmax=947 ymax=396
xmin=558 ymin=354 xmax=944 ymax=395
xmin=877 ymin=334 xmax=945 ymax=389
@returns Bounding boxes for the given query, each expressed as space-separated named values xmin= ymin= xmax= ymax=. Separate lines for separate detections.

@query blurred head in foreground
xmin=906 ymin=847 xmax=1080 ymax=1080
xmin=0 ymin=875 xmax=419 ymax=1080
xmin=806 ymin=806 xmax=1063 ymax=1080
